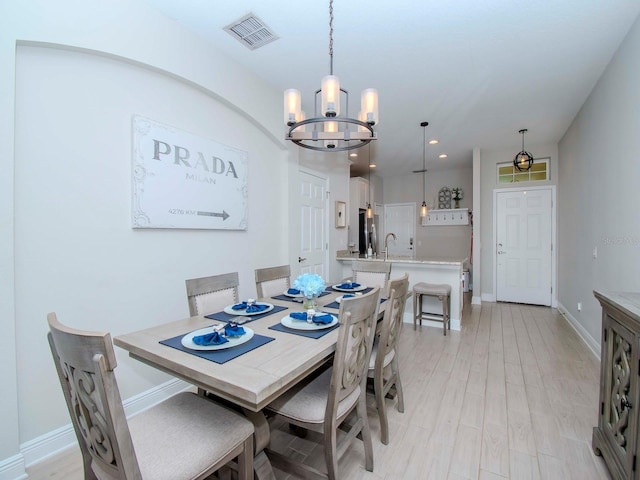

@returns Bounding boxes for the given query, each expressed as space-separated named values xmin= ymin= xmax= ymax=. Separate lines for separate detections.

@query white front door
xmin=298 ymin=169 xmax=328 ymax=277
xmin=383 ymin=203 xmax=415 ymax=258
xmin=496 ymin=188 xmax=552 ymax=306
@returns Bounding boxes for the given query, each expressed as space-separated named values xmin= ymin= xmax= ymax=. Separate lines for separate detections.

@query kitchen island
xmin=337 ymin=253 xmax=468 ymax=330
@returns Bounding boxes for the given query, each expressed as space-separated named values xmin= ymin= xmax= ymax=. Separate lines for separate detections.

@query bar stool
xmin=413 ymin=282 xmax=451 ymax=335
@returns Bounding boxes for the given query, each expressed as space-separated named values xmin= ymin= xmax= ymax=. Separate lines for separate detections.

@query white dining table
xmin=114 ymin=288 xmax=383 ymax=479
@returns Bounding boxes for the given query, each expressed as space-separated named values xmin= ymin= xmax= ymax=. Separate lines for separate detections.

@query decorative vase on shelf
xmin=303 ymin=295 xmax=318 ymax=310
xmin=454 ymin=199 xmax=460 ymax=209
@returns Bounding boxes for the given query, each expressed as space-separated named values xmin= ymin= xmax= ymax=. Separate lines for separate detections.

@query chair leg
xmin=413 ymin=293 xmax=417 ymax=330
xmin=325 ymin=427 xmax=339 ymax=480
xmin=392 ymin=357 xmax=404 ymax=414
xmin=374 ymin=371 xmax=389 ymax=445
xmin=357 ymin=394 xmax=374 ymax=472
xmin=237 ymin=435 xmax=253 ymax=480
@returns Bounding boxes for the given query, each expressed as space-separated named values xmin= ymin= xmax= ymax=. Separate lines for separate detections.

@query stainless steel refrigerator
xmin=358 ymin=209 xmax=380 ymax=255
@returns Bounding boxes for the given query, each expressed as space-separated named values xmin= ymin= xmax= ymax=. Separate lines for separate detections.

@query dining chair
xmin=46 ymin=312 xmax=254 ymax=480
xmin=185 ymin=271 xmax=239 ymax=316
xmin=254 ymin=264 xmax=291 ymax=298
xmin=265 ymin=287 xmax=381 ymax=480
xmin=351 ymin=260 xmax=392 ymax=292
xmin=367 ymin=274 xmax=409 ymax=445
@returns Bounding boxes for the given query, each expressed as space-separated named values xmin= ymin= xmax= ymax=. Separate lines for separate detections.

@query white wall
xmin=478 ymin=143 xmax=559 ymax=301
xmin=558 ymin=15 xmax=640 ymax=344
xmin=1 ymin=0 xmax=296 ymax=474
xmin=383 ymin=166 xmax=473 ymax=260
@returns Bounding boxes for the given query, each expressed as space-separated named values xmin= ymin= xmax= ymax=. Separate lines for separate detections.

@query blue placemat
xmin=270 ymin=291 xmax=331 ymax=303
xmin=160 ymin=331 xmax=275 ymax=364
xmin=205 ymin=304 xmax=288 ymax=323
xmin=324 ymin=296 xmax=387 ymax=310
xmin=268 ymin=321 xmax=340 ymax=339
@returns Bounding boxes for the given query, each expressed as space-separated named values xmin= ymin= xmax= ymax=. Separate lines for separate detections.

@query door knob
xmin=298 ymin=256 xmax=307 ymax=263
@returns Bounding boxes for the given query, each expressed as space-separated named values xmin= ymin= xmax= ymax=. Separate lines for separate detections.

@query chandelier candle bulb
xmin=361 ymin=88 xmax=379 ymax=125
xmin=321 ymin=75 xmax=340 ymax=117
xmin=284 ymin=89 xmax=301 ymax=125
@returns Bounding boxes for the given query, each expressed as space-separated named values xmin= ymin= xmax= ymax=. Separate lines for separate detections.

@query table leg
xmin=241 ymin=408 xmax=277 ymax=480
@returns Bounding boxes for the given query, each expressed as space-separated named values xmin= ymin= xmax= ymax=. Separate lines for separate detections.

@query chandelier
xmin=283 ymin=0 xmax=378 ymax=152
xmin=513 ymin=128 xmax=534 ymax=172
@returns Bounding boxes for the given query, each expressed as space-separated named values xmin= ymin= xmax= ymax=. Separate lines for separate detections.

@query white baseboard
xmin=557 ymin=302 xmax=601 ymax=361
xmin=0 ymin=454 xmax=27 ymax=480
xmin=18 ymin=378 xmax=190 ymax=471
xmin=481 ymin=293 xmax=496 ymax=302
xmin=471 ymin=296 xmax=482 ymax=305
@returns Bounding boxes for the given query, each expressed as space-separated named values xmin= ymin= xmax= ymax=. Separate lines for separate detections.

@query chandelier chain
xmin=328 ymin=0 xmax=334 ymax=75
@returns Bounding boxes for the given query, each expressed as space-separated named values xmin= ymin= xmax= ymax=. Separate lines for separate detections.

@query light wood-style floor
xmin=27 ymin=300 xmax=611 ymax=479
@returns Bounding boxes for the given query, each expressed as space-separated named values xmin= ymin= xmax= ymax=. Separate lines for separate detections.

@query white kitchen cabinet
xmin=349 ymin=177 xmax=372 ymax=210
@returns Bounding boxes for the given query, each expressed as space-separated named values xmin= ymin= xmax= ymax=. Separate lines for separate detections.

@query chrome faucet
xmin=383 ymin=232 xmax=396 ymax=261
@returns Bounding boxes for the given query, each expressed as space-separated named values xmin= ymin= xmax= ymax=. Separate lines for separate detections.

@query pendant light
xmin=366 ymin=143 xmax=374 ymax=219
xmin=419 ymin=122 xmax=429 ymax=221
xmin=283 ymin=0 xmax=378 ymax=152
xmin=513 ymin=128 xmax=534 ymax=172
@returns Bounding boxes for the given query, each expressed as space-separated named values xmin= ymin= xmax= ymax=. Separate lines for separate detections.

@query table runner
xmin=160 ymin=331 xmax=275 ymax=364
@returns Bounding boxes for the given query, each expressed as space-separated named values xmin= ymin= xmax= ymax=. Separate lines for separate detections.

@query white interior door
xmin=298 ymin=170 xmax=328 ymax=277
xmin=496 ymin=188 xmax=552 ymax=306
xmin=383 ymin=203 xmax=415 ymax=258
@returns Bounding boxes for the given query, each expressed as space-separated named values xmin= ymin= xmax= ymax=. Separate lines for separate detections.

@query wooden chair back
xmin=185 ymin=272 xmax=239 ymax=316
xmin=351 ymin=260 xmax=392 ymax=292
xmin=47 ymin=312 xmax=141 ymax=479
xmin=376 ymin=274 xmax=409 ymax=368
xmin=326 ymin=286 xmax=381 ymax=425
xmin=254 ymin=265 xmax=291 ymax=298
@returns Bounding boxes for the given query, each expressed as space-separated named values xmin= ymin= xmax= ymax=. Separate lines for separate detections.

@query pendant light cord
xmin=328 ymin=0 xmax=334 ymax=75
xmin=421 ymin=121 xmax=428 ymax=203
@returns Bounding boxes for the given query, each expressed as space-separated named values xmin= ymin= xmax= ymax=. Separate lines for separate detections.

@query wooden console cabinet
xmin=593 ymin=291 xmax=640 ymax=479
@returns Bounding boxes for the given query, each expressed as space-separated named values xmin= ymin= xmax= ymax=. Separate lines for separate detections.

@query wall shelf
xmin=422 ymin=208 xmax=469 ymax=226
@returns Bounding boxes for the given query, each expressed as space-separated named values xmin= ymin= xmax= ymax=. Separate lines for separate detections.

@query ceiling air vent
xmin=224 ymin=13 xmax=278 ymax=50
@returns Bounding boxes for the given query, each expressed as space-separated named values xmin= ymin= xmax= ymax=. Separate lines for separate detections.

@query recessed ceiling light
xmin=428 ymin=139 xmax=439 ymax=145
xmin=439 ymin=154 xmax=448 ymax=158
xmin=349 ymin=153 xmax=358 ymax=157
xmin=369 ymin=164 xmax=376 ymax=168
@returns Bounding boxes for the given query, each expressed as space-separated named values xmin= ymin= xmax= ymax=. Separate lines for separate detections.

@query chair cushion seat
xmin=266 ymin=368 xmax=361 ymax=424
xmin=368 ymin=339 xmax=395 ymax=371
xmin=413 ymin=282 xmax=451 ymax=296
xmin=127 ymin=392 xmax=253 ymax=480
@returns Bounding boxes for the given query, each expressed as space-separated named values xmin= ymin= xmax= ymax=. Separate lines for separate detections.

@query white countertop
xmin=336 ymin=254 xmax=468 ymax=266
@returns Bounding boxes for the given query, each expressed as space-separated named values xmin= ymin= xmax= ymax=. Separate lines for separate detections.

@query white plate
xmin=332 ymin=284 xmax=367 ymax=293
xmin=280 ymin=314 xmax=338 ymax=331
xmin=223 ymin=302 xmax=274 ymax=316
xmin=335 ymin=294 xmax=359 ymax=304
xmin=181 ymin=326 xmax=254 ymax=351
xmin=283 ymin=290 xmax=303 ymax=298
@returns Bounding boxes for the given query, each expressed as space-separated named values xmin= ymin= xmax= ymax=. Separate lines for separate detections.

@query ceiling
xmin=143 ymin=0 xmax=640 ymax=178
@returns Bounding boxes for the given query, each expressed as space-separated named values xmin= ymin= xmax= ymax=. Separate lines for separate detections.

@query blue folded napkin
xmin=192 ymin=330 xmax=228 ymax=346
xmin=342 ymin=294 xmax=355 ymax=299
xmin=232 ymin=302 xmax=268 ymax=313
xmin=290 ymin=312 xmax=334 ymax=325
xmin=287 ymin=288 xmax=301 ymax=295
xmin=337 ymin=282 xmax=360 ymax=289
xmin=224 ymin=324 xmax=245 ymax=337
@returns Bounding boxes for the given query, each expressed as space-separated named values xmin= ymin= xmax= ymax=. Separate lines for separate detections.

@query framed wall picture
xmin=335 ymin=201 xmax=346 ymax=228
